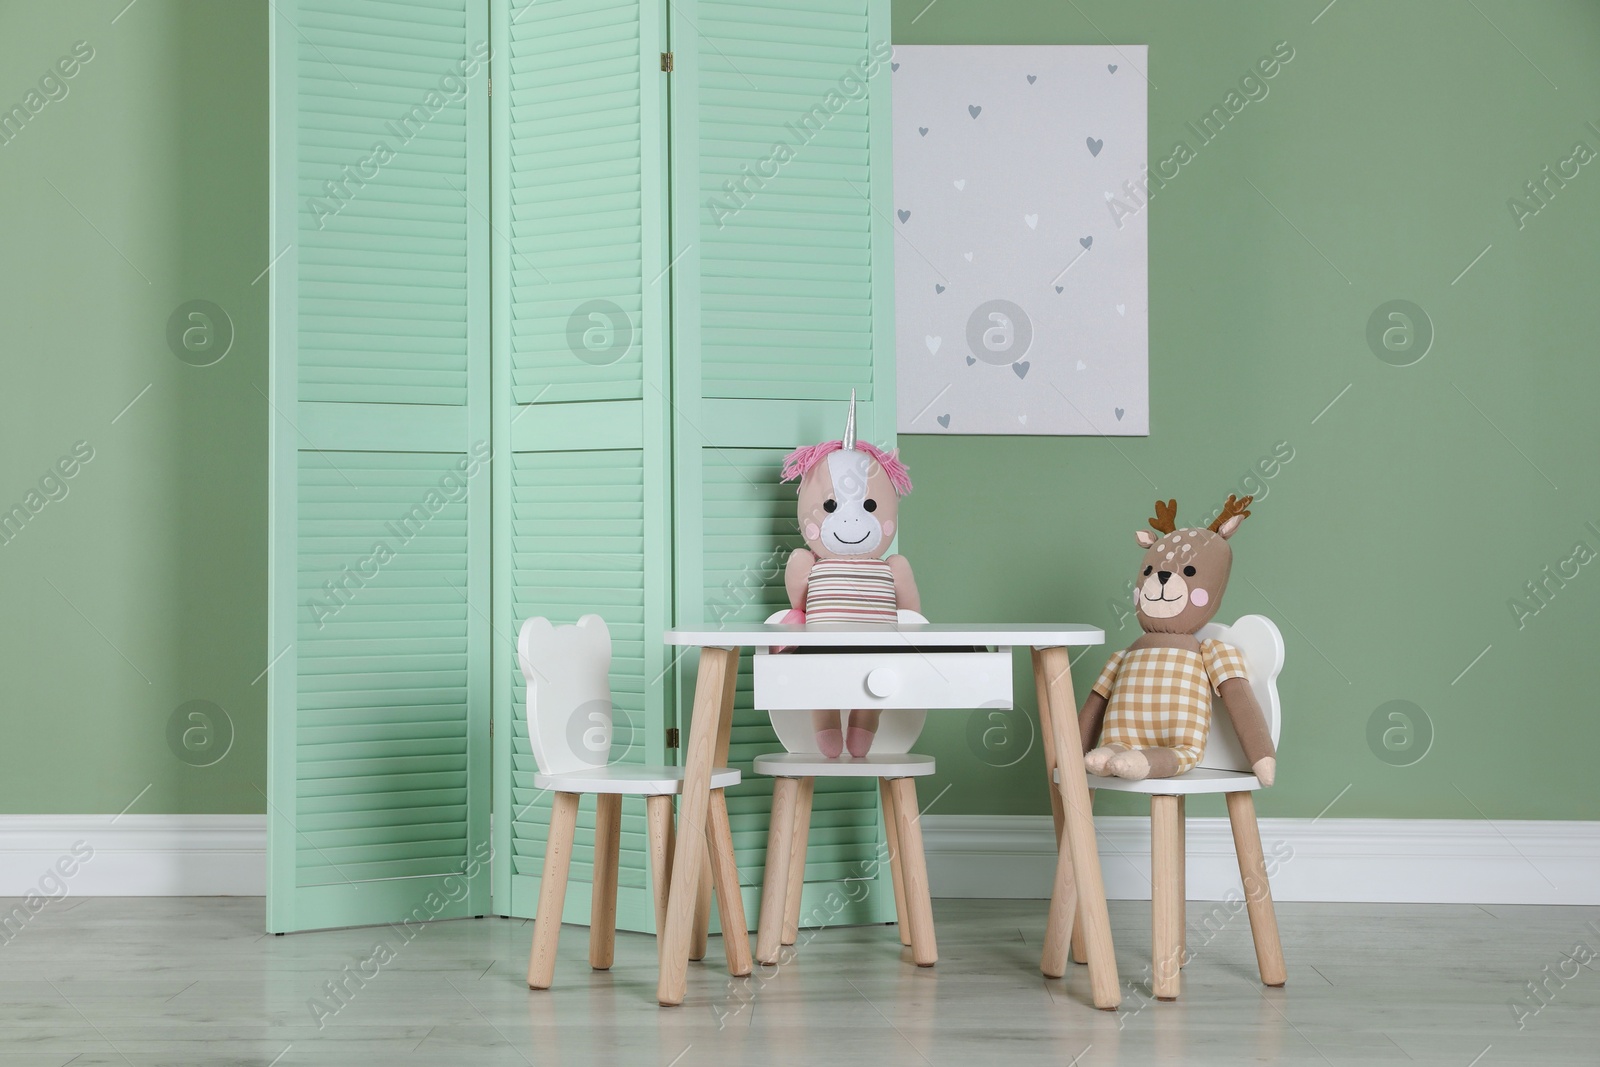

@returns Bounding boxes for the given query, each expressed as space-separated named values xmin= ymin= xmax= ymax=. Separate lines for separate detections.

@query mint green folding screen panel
xmin=271 ymin=0 xmax=896 ymax=936
xmin=266 ymin=0 xmax=493 ymax=933
xmin=667 ymin=0 xmax=899 ymax=928
xmin=488 ymin=0 xmax=675 ymax=933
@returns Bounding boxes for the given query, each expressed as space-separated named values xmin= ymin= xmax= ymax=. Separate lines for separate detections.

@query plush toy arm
xmin=784 ymin=549 xmax=816 ymax=610
xmin=1217 ymin=676 xmax=1276 ymax=785
xmin=886 ymin=554 xmax=921 ymax=612
xmin=1078 ymin=690 xmax=1109 ymax=755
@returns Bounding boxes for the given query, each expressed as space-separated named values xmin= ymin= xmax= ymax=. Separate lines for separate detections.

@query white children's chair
xmin=1051 ymin=614 xmax=1287 ymax=1000
xmin=517 ymin=614 xmax=747 ymax=989
xmin=749 ymin=609 xmax=941 ymax=968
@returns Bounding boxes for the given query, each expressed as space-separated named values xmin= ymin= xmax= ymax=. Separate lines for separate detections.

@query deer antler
xmin=1149 ymin=499 xmax=1178 ymax=534
xmin=1208 ymin=494 xmax=1254 ymax=533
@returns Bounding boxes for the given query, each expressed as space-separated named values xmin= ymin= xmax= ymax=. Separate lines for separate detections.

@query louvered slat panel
xmin=294 ymin=450 xmax=473 ymax=887
xmin=507 ymin=0 xmax=646 ymax=404
xmin=269 ymin=0 xmax=489 ymax=933
xmin=692 ymin=0 xmax=881 ymax=400
xmin=507 ymin=449 xmax=651 ymax=889
xmin=294 ymin=0 xmax=478 ymax=405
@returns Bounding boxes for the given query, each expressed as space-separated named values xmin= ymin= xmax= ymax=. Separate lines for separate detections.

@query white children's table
xmin=655 ymin=622 xmax=1121 ymax=1010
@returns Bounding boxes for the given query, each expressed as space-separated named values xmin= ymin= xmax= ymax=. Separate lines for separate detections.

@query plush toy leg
xmin=812 ymin=709 xmax=844 ymax=759
xmin=1227 ymin=791 xmax=1287 ymax=987
xmin=846 ymin=709 xmax=881 ymax=757
xmin=528 ymin=791 xmax=580 ymax=990
xmin=589 ymin=793 xmax=622 ymax=970
xmin=1105 ymin=748 xmax=1152 ymax=780
xmin=1084 ymin=745 xmax=1122 ymax=775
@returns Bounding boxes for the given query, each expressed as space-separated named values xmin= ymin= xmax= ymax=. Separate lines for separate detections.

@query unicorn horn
xmin=842 ymin=388 xmax=857 ymax=450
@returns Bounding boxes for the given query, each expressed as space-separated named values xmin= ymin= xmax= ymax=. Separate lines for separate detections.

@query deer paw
xmin=1084 ymin=747 xmax=1118 ymax=776
xmin=1105 ymin=749 xmax=1152 ymax=780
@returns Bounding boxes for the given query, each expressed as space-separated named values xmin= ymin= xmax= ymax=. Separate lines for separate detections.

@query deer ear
xmin=1216 ymin=514 xmax=1245 ymax=539
xmin=1135 ymin=530 xmax=1157 ymax=548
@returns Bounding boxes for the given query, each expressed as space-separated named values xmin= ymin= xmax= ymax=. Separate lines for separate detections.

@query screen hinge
xmin=660 ymin=51 xmax=674 ymax=73
xmin=665 ymin=727 xmax=680 ymax=749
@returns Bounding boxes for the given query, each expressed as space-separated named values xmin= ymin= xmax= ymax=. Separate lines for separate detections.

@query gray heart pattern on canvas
xmin=1012 ymin=361 xmax=1030 ymax=379
xmin=935 ymin=284 xmax=945 ymax=293
xmin=1115 ymin=407 xmax=1125 ymax=420
xmin=1027 ymin=74 xmax=1037 ymax=84
xmin=968 ymin=104 xmax=982 ymax=118
xmin=966 ymin=355 xmax=976 ymax=365
xmin=1055 ymin=285 xmax=1064 ymax=293
xmin=1108 ymin=64 xmax=1117 ymax=73
xmin=897 ymin=209 xmax=910 ymax=223
xmin=1086 ymin=136 xmax=1103 ymax=156
xmin=1079 ymin=236 xmax=1092 ymax=249
xmin=919 ymin=126 xmax=928 ymax=136
xmin=937 ymin=413 xmax=951 ymax=428
xmin=892 ymin=62 xmax=899 ymax=71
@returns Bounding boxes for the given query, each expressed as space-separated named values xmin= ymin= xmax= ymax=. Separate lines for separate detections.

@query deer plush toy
xmin=1080 ymin=495 xmax=1278 ymax=786
xmin=779 ymin=394 xmax=918 ymax=759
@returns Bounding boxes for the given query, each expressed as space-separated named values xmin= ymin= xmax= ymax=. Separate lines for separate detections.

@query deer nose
xmin=1157 ymin=571 xmax=1172 ymax=585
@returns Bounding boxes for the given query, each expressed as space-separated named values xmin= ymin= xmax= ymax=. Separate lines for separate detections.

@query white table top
xmin=663 ymin=622 xmax=1105 ymax=648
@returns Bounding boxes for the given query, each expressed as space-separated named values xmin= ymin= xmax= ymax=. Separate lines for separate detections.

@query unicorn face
xmin=796 ymin=449 xmax=900 ymax=559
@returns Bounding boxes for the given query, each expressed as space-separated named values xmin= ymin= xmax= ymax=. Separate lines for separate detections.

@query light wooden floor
xmin=0 ymin=896 xmax=1596 ymax=1065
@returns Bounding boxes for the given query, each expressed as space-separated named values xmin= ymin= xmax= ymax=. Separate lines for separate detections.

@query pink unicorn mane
xmin=780 ymin=440 xmax=913 ymax=496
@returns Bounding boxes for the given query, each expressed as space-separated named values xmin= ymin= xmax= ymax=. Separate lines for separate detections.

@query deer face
xmin=1131 ymin=496 xmax=1251 ymax=635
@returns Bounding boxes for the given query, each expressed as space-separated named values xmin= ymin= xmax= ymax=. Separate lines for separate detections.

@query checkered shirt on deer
xmin=1090 ymin=639 xmax=1251 ymax=773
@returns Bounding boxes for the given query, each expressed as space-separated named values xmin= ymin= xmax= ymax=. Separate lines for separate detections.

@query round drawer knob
xmin=865 ymin=667 xmax=900 ymax=698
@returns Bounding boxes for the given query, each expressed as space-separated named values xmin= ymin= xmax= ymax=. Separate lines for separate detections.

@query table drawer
xmin=753 ymin=652 xmax=1012 ymax=711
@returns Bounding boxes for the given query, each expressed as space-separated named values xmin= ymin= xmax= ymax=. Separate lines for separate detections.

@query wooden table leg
xmin=1071 ymin=795 xmax=1092 ymax=967
xmin=755 ymin=776 xmax=799 ymax=965
xmin=782 ymin=777 xmax=815 ymax=945
xmin=1227 ymin=791 xmax=1287 ymax=987
xmin=1037 ymin=645 xmax=1120 ymax=1010
xmin=1032 ymin=650 xmax=1068 ymax=845
xmin=889 ymin=777 xmax=937 ymax=966
xmin=879 ymin=777 xmax=911 ymax=946
xmin=589 ymin=793 xmax=622 ymax=970
xmin=657 ymin=646 xmax=736 ymax=1006
xmin=707 ymin=789 xmax=752 ymax=976
xmin=1152 ymin=794 xmax=1182 ymax=1000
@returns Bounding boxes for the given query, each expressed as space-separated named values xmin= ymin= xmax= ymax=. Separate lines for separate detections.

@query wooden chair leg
xmin=589 ymin=793 xmax=621 ymax=970
xmin=1151 ymin=795 xmax=1182 ymax=1000
xmin=889 ymin=777 xmax=937 ymax=967
xmin=690 ymin=850 xmax=713 ymax=962
xmin=647 ymin=794 xmax=675 ymax=938
xmin=1070 ymin=788 xmax=1094 ymax=966
xmin=1177 ymin=795 xmax=1187 ymax=968
xmin=755 ymin=776 xmax=800 ymax=965
xmin=706 ymin=788 xmax=752 ymax=976
xmin=1227 ymin=791 xmax=1287 ymax=987
xmin=528 ymin=792 xmax=580 ymax=990
xmin=782 ymin=777 xmax=815 ymax=945
xmin=1040 ymin=827 xmax=1077 ymax=978
xmin=879 ymin=777 xmax=911 ymax=946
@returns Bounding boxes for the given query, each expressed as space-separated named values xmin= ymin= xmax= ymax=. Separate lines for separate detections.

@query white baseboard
xmin=0 ymin=815 xmax=266 ymax=897
xmin=4 ymin=815 xmax=1597 ymax=905
xmin=921 ymin=815 xmax=1600 ymax=905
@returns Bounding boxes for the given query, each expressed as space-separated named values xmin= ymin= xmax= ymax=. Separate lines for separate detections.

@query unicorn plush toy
xmin=779 ymin=393 xmax=919 ymax=758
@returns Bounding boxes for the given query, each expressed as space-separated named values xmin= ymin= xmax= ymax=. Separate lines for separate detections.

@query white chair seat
xmin=534 ymin=765 xmax=740 ymax=795
xmin=753 ymin=752 xmax=935 ymax=778
xmin=1054 ymin=766 xmax=1260 ymax=794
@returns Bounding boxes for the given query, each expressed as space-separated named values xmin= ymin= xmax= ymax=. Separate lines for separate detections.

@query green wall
xmin=2 ymin=0 xmax=1596 ymax=821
